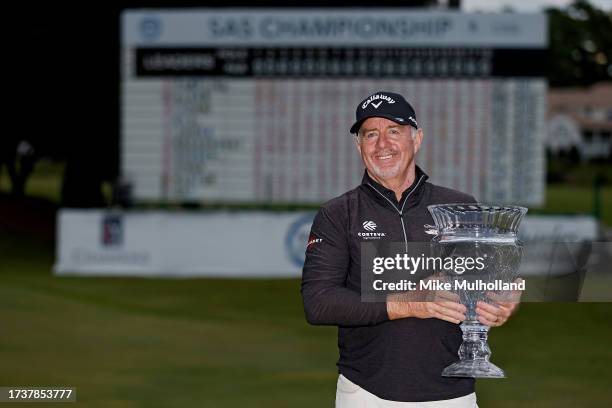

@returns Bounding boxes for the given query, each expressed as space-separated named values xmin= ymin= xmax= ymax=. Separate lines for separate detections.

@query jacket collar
xmin=361 ymin=165 xmax=429 ymax=212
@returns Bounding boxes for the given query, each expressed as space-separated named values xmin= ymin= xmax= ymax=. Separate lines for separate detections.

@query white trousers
xmin=335 ymin=375 xmax=479 ymax=408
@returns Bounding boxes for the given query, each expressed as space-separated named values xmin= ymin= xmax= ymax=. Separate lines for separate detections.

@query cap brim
xmin=349 ymin=114 xmax=415 ymax=134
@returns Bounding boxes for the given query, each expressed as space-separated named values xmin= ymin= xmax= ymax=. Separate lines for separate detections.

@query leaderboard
xmin=121 ymin=9 xmax=547 ymax=205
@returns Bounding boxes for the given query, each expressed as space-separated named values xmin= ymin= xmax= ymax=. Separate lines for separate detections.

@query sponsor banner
xmin=55 ymin=210 xmax=316 ymax=277
xmin=54 ymin=210 xmax=599 ymax=277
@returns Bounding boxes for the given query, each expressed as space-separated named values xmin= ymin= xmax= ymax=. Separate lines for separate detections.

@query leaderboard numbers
xmin=251 ymin=48 xmax=492 ymax=77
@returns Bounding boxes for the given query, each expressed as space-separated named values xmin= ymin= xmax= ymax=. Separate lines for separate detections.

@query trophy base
xmin=442 ymin=360 xmax=505 ymax=378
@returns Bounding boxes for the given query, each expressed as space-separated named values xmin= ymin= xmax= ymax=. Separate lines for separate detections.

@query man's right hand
xmin=386 ymin=290 xmax=467 ymax=324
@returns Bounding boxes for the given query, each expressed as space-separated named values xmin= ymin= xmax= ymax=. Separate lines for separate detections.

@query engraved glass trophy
xmin=428 ymin=204 xmax=527 ymax=378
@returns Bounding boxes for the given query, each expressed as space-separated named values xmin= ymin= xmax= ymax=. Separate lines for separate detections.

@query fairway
xmin=1 ymin=231 xmax=611 ymax=407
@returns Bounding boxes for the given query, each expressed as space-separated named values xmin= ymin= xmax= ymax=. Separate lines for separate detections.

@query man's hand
xmin=387 ymin=290 xmax=466 ymax=324
xmin=476 ymin=278 xmax=523 ymax=327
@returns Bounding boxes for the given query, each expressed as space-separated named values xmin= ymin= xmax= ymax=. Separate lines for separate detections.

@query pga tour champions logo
xmin=101 ymin=214 xmax=123 ymax=247
xmin=358 ymin=220 xmax=386 ymax=240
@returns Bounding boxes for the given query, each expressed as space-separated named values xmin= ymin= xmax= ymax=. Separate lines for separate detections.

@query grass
xmin=530 ymin=184 xmax=612 ymax=225
xmin=0 ymin=160 xmax=112 ymax=205
xmin=0 ymin=160 xmax=64 ymax=203
xmin=1 ymin=231 xmax=612 ymax=407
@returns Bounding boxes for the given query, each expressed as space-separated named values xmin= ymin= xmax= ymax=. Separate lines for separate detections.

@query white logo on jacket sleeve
xmin=307 ymin=234 xmax=323 ymax=248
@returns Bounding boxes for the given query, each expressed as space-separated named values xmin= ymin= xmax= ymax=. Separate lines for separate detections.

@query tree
xmin=547 ymin=0 xmax=612 ymax=87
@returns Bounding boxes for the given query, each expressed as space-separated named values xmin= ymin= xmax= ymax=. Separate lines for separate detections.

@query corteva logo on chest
xmin=358 ymin=220 xmax=387 ymax=239
xmin=362 ymin=221 xmax=377 ymax=231
xmin=362 ymin=94 xmax=395 ymax=109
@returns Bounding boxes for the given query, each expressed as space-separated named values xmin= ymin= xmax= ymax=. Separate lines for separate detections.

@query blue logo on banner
xmin=102 ymin=214 xmax=123 ymax=247
xmin=285 ymin=213 xmax=316 ymax=268
xmin=140 ymin=16 xmax=162 ymax=41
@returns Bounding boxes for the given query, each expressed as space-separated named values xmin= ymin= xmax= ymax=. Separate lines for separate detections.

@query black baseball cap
xmin=349 ymin=91 xmax=419 ymax=134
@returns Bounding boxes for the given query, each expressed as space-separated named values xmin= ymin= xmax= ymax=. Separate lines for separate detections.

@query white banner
xmin=54 ymin=210 xmax=316 ymax=277
xmin=54 ymin=210 xmax=598 ymax=278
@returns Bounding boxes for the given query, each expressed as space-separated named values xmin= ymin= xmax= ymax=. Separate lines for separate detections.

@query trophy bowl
xmin=428 ymin=203 xmax=527 ymax=378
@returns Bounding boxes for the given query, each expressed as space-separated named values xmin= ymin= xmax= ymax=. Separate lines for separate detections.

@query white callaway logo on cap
xmin=362 ymin=94 xmax=396 ymax=110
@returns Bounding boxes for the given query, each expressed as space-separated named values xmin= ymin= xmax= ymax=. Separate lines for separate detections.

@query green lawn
xmin=0 ymin=160 xmax=63 ymax=203
xmin=0 ymin=160 xmax=112 ymax=205
xmin=1 ymin=232 xmax=611 ymax=407
xmin=529 ymin=185 xmax=612 ymax=226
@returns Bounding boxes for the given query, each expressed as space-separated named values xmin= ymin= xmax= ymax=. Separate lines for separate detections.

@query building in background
xmin=547 ymin=82 xmax=612 ymax=160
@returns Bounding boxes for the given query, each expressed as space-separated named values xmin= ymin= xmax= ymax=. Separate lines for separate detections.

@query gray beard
xmin=370 ymin=162 xmax=402 ymax=179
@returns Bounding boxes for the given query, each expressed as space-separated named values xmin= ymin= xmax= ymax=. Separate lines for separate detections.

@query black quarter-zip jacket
xmin=301 ymin=166 xmax=477 ymax=402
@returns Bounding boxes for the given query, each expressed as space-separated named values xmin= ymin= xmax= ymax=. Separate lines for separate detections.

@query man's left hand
xmin=475 ymin=278 xmax=523 ymax=327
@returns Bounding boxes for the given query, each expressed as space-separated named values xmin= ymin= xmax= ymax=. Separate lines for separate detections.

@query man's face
xmin=356 ymin=117 xmax=422 ymax=182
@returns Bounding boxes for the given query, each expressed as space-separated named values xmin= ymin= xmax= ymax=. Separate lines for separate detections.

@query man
xmin=301 ymin=91 xmax=518 ymax=407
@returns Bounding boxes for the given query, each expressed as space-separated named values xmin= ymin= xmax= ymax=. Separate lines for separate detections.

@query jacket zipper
xmin=366 ymin=175 xmax=425 ymax=252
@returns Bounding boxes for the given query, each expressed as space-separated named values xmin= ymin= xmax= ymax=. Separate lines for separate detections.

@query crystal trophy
xmin=428 ymin=204 xmax=527 ymax=378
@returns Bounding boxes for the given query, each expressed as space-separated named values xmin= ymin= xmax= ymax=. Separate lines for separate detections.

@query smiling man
xmin=356 ymin=117 xmax=420 ymax=200
xmin=301 ymin=91 xmax=518 ymax=407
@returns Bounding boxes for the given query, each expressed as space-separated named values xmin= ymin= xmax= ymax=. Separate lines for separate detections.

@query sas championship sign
xmin=122 ymin=9 xmax=547 ymax=206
